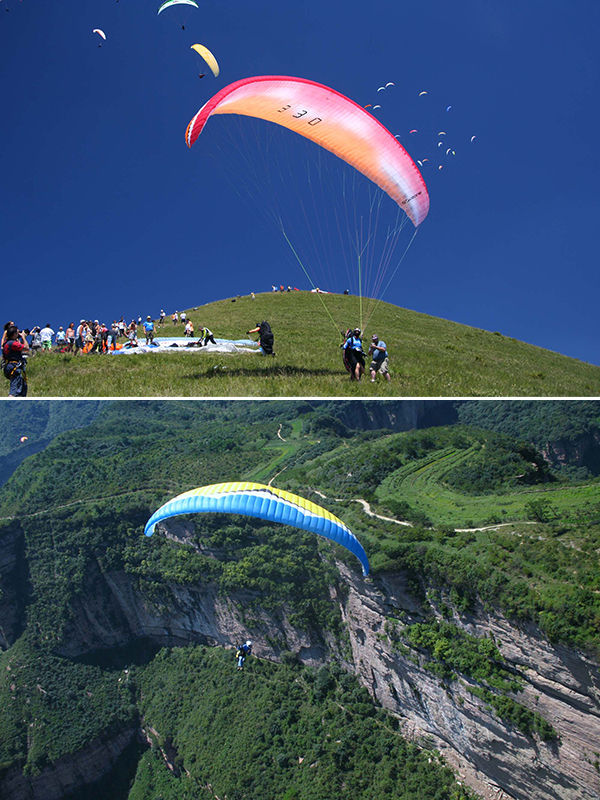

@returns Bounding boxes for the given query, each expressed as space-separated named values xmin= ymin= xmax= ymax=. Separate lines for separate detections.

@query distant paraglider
xmin=19 ymin=436 xmax=28 ymax=443
xmin=191 ymin=43 xmax=219 ymax=77
xmin=157 ymin=0 xmax=199 ymax=13
xmin=144 ymin=482 xmax=371 ymax=575
xmin=92 ymin=29 xmax=106 ymax=46
xmin=157 ymin=0 xmax=199 ymax=29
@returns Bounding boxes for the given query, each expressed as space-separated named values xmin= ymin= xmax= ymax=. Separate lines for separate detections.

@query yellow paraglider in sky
xmin=191 ymin=44 xmax=219 ymax=77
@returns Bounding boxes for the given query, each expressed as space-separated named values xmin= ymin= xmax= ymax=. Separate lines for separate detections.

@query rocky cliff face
xmin=1 ymin=727 xmax=139 ymax=800
xmin=0 ymin=523 xmax=29 ymax=650
xmin=332 ymin=399 xmax=458 ymax=433
xmin=1 ymin=520 xmax=599 ymax=800
xmin=339 ymin=564 xmax=600 ymax=800
xmin=540 ymin=429 xmax=600 ymax=475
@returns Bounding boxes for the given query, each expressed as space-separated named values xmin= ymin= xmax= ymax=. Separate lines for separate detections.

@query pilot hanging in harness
xmin=236 ymin=640 xmax=253 ymax=670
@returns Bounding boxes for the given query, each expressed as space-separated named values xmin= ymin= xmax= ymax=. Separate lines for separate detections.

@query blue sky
xmin=1 ymin=0 xmax=599 ymax=365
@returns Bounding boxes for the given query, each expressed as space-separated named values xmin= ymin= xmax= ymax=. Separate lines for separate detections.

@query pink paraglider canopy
xmin=186 ymin=75 xmax=429 ymax=227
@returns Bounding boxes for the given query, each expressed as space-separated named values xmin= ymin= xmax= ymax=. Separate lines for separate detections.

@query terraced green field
xmin=376 ymin=445 xmax=600 ymax=528
xmin=245 ymin=418 xmax=308 ymax=483
xmin=281 ymin=428 xmax=600 ymax=529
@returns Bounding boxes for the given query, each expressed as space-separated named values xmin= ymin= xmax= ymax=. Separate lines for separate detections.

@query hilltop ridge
xmin=25 ymin=292 xmax=600 ymax=397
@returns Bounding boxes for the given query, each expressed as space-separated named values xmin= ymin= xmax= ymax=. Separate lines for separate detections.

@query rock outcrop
xmin=540 ymin=428 xmax=600 ymax=475
xmin=0 ymin=727 xmax=138 ymax=800
xmin=0 ymin=522 xmax=29 ymax=650
xmin=340 ymin=565 xmax=600 ymax=800
xmin=332 ymin=399 xmax=458 ymax=434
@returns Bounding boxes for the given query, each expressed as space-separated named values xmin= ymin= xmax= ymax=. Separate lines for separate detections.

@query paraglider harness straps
xmin=2 ymin=359 xmax=26 ymax=383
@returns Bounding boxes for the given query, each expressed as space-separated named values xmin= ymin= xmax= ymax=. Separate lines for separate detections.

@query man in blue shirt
xmin=369 ymin=335 xmax=391 ymax=382
xmin=143 ymin=316 xmax=155 ymax=345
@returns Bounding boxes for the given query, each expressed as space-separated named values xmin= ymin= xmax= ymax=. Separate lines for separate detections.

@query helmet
xmin=246 ymin=640 xmax=252 ymax=646
xmin=354 ymin=327 xmax=361 ymax=335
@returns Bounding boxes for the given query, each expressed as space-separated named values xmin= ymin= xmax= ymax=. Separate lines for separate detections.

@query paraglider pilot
xmin=247 ymin=321 xmax=274 ymax=356
xmin=236 ymin=640 xmax=252 ymax=670
xmin=341 ymin=327 xmax=365 ymax=381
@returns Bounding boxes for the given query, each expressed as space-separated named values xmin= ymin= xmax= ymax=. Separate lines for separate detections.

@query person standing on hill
xmin=40 ymin=323 xmax=54 ymax=351
xmin=342 ymin=327 xmax=365 ymax=381
xmin=66 ymin=323 xmax=75 ymax=352
xmin=2 ymin=325 xmax=29 ymax=397
xmin=75 ymin=321 xmax=86 ymax=355
xmin=55 ymin=327 xmax=67 ymax=349
xmin=368 ymin=335 xmax=391 ymax=382
xmin=143 ymin=316 xmax=155 ymax=345
xmin=109 ymin=321 xmax=119 ymax=351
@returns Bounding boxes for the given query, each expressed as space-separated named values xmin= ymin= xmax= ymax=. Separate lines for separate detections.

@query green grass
xmin=281 ymin=426 xmax=600 ymax=528
xmin=24 ymin=292 xmax=600 ymax=396
xmin=376 ymin=446 xmax=600 ymax=528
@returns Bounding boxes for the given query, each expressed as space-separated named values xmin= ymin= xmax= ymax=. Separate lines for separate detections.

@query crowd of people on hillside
xmin=2 ymin=286 xmax=393 ymax=397
xmin=3 ymin=311 xmax=223 ymax=355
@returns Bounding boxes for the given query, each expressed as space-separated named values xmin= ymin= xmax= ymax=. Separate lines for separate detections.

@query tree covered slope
xmin=0 ymin=401 xmax=599 ymax=799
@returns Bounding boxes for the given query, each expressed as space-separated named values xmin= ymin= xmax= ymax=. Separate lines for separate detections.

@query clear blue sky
xmin=2 ymin=0 xmax=599 ymax=364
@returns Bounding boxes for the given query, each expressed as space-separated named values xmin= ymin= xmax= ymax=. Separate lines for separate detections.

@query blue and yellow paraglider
xmin=144 ymin=482 xmax=370 ymax=576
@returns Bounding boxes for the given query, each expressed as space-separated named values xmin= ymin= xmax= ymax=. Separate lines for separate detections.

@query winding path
xmin=311 ymin=489 xmax=535 ymax=533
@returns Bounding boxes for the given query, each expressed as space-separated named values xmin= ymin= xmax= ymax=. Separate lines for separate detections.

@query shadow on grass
xmin=182 ymin=365 xmax=341 ymax=380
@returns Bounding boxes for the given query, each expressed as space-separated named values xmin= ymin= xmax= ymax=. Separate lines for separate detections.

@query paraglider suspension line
xmin=363 ymin=227 xmax=420 ymax=332
xmin=278 ymin=219 xmax=341 ymax=335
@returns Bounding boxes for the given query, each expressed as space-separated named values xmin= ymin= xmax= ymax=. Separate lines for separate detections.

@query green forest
xmin=0 ymin=400 xmax=598 ymax=799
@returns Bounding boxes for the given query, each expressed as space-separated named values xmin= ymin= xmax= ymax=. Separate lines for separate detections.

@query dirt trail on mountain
xmin=311 ymin=489 xmax=536 ymax=533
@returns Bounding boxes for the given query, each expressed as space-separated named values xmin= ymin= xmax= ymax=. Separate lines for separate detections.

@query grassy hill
xmin=23 ymin=292 xmax=600 ymax=397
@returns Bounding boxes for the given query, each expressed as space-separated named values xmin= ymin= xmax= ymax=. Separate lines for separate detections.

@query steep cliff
xmin=4 ymin=518 xmax=596 ymax=800
xmin=540 ymin=428 xmax=600 ymax=475
xmin=329 ymin=399 xmax=459 ymax=433
xmin=1 ymin=727 xmax=139 ymax=800
xmin=0 ymin=523 xmax=30 ymax=650
xmin=339 ymin=564 xmax=600 ymax=800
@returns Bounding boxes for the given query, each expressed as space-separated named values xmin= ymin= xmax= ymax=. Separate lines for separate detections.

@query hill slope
xmin=25 ymin=292 xmax=600 ymax=397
